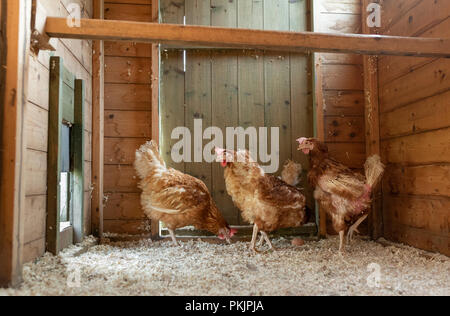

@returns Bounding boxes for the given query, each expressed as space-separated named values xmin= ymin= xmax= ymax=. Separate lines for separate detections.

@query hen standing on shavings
xmin=134 ymin=141 xmax=236 ymax=245
xmin=215 ymin=148 xmax=310 ymax=253
xmin=297 ymin=138 xmax=385 ymax=252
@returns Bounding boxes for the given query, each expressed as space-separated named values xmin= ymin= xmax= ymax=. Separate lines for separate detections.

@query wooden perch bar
xmin=44 ymin=17 xmax=450 ymax=58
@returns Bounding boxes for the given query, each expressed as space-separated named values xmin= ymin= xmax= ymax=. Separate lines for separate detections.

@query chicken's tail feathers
xmin=281 ymin=160 xmax=303 ymax=186
xmin=134 ymin=140 xmax=166 ymax=179
xmin=364 ymin=155 xmax=385 ymax=189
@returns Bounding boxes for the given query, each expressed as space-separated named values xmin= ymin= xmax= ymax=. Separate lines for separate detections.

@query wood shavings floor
xmin=1 ymin=236 xmax=449 ymax=296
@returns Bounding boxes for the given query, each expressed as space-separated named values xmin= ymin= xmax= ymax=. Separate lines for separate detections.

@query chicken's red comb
xmin=296 ymin=137 xmax=308 ymax=144
xmin=230 ymin=228 xmax=238 ymax=237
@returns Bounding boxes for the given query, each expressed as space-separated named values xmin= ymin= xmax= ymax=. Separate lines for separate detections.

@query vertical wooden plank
xmin=312 ymin=0 xmax=326 ymax=238
xmin=0 ymin=0 xmax=29 ymax=287
xmin=237 ymin=0 xmax=263 ymax=30
xmin=289 ymin=0 xmax=314 ymax=209
xmin=160 ymin=0 xmax=185 ymax=171
xmin=211 ymin=50 xmax=239 ymax=224
xmin=211 ymin=0 xmax=239 ymax=224
xmin=150 ymin=0 xmax=160 ymax=239
xmin=263 ymin=0 xmax=291 ymax=177
xmin=73 ymin=79 xmax=85 ymax=243
xmin=91 ymin=0 xmax=104 ymax=238
xmin=362 ymin=0 xmax=382 ymax=239
xmin=47 ymin=57 xmax=63 ymax=255
xmin=185 ymin=1 xmax=212 ymax=191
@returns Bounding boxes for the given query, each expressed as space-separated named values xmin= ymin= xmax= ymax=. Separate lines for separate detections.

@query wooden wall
xmin=103 ymin=0 xmax=152 ymax=235
xmin=23 ymin=0 xmax=93 ymax=262
xmin=378 ymin=0 xmax=450 ymax=256
xmin=313 ymin=0 xmax=366 ymax=234
xmin=160 ymin=0 xmax=313 ymax=225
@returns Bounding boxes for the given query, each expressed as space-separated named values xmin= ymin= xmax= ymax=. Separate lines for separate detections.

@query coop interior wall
xmin=159 ymin=0 xmax=313 ymax=226
xmin=314 ymin=0 xmax=367 ymax=234
xmin=23 ymin=0 xmax=93 ymax=263
xmin=377 ymin=0 xmax=450 ymax=256
xmin=103 ymin=0 xmax=153 ymax=235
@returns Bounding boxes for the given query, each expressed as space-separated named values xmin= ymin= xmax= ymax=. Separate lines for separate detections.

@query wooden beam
xmin=91 ymin=0 xmax=104 ymax=238
xmin=0 ymin=0 xmax=30 ymax=287
xmin=150 ymin=0 xmax=160 ymax=240
xmin=362 ymin=0 xmax=382 ymax=240
xmin=44 ymin=17 xmax=450 ymax=58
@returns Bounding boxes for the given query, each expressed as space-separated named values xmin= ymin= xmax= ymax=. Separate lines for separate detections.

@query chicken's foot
xmin=260 ymin=231 xmax=277 ymax=252
xmin=347 ymin=214 xmax=368 ymax=244
xmin=256 ymin=234 xmax=265 ymax=247
xmin=250 ymin=224 xmax=260 ymax=253
xmin=168 ymin=229 xmax=179 ymax=246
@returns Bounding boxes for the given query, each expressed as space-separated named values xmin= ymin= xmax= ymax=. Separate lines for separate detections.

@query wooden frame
xmin=0 ymin=0 xmax=30 ymax=287
xmin=44 ymin=17 xmax=450 ymax=58
xmin=362 ymin=0 xmax=382 ymax=239
xmin=47 ymin=57 xmax=85 ymax=254
xmin=91 ymin=0 xmax=104 ymax=238
xmin=150 ymin=0 xmax=160 ymax=240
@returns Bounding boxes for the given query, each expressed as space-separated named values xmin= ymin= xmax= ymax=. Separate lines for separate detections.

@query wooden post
xmin=150 ymin=0 xmax=160 ymax=239
xmin=362 ymin=0 xmax=382 ymax=239
xmin=311 ymin=0 xmax=326 ymax=238
xmin=91 ymin=0 xmax=104 ymax=238
xmin=0 ymin=0 xmax=30 ymax=287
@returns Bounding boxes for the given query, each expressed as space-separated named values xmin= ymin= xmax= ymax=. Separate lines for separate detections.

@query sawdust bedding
xmin=1 ymin=236 xmax=449 ymax=296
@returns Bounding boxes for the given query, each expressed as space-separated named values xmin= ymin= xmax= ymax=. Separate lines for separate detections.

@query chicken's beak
xmin=296 ymin=137 xmax=312 ymax=154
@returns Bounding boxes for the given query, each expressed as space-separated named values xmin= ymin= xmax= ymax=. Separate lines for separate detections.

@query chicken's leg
xmin=260 ymin=231 xmax=277 ymax=251
xmin=168 ymin=229 xmax=179 ymax=246
xmin=347 ymin=214 xmax=368 ymax=244
xmin=256 ymin=234 xmax=265 ymax=247
xmin=250 ymin=224 xmax=260 ymax=253
xmin=339 ymin=230 xmax=345 ymax=253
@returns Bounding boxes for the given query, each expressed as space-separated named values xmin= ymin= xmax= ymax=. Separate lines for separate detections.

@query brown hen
xmin=135 ymin=141 xmax=236 ymax=245
xmin=215 ymin=148 xmax=309 ymax=252
xmin=297 ymin=138 xmax=385 ymax=252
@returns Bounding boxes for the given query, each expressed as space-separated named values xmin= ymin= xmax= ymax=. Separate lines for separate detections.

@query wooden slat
xmin=104 ymin=193 xmax=145 ymax=220
xmin=211 ymin=50 xmax=239 ymax=225
xmin=104 ymin=56 xmax=151 ymax=84
xmin=104 ymin=83 xmax=151 ymax=110
xmin=47 ymin=57 xmax=63 ymax=255
xmin=381 ymin=128 xmax=450 ymax=165
xmin=160 ymin=50 xmax=185 ymax=171
xmin=380 ymin=58 xmax=450 ymax=113
xmin=104 ymin=110 xmax=152 ymax=138
xmin=323 ymin=90 xmax=365 ymax=116
xmin=104 ymin=2 xmax=152 ymax=22
xmin=383 ymin=164 xmax=450 ymax=197
xmin=362 ymin=0 xmax=382 ymax=239
xmin=150 ymin=0 xmax=159 ymax=239
xmin=380 ymin=90 xmax=450 ymax=139
xmin=383 ymin=195 xmax=449 ymax=237
xmin=45 ymin=17 xmax=450 ymax=58
xmin=184 ymin=52 xmax=212 ymax=191
xmin=104 ymin=165 xmax=139 ymax=193
xmin=91 ymin=0 xmax=105 ymax=237
xmin=104 ymin=137 xmax=150 ymax=164
xmin=324 ymin=116 xmax=365 ymax=143
xmin=0 ymin=0 xmax=29 ymax=287
xmin=73 ymin=79 xmax=85 ymax=243
xmin=322 ymin=64 xmax=364 ymax=90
